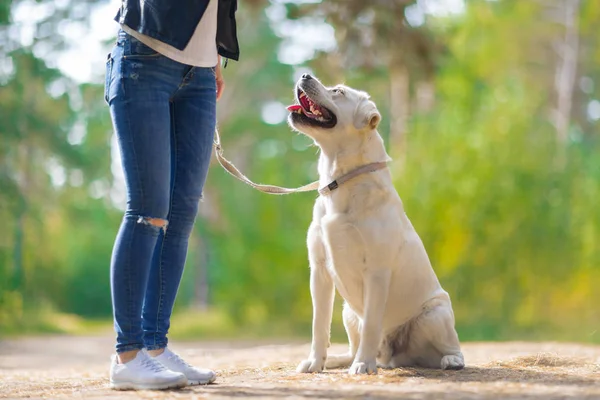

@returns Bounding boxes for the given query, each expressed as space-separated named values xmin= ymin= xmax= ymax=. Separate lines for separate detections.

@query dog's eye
xmin=332 ymin=88 xmax=344 ymax=94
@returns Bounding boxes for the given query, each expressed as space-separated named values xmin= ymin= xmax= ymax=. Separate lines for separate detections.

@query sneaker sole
xmin=110 ymin=378 xmax=188 ymax=391
xmin=188 ymin=375 xmax=217 ymax=386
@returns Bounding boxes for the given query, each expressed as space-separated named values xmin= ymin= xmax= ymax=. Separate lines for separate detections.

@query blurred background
xmin=0 ymin=0 xmax=599 ymax=343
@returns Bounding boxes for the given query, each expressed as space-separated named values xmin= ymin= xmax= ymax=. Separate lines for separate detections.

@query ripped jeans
xmin=105 ymin=30 xmax=216 ymax=353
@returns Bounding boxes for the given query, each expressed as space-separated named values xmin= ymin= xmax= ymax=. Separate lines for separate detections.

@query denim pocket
xmin=125 ymin=36 xmax=161 ymax=59
xmin=104 ymin=53 xmax=113 ymax=104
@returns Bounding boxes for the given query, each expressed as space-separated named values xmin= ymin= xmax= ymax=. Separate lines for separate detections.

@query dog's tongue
xmin=287 ymin=104 xmax=302 ymax=112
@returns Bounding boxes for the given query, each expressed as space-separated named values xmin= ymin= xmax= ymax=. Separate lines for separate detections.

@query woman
xmin=104 ymin=0 xmax=239 ymax=390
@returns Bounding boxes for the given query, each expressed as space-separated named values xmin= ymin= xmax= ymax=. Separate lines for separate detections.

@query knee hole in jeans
xmin=137 ymin=216 xmax=169 ymax=232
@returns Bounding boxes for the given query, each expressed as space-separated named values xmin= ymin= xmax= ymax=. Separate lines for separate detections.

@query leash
xmin=213 ymin=129 xmax=319 ymax=195
xmin=212 ymin=129 xmax=388 ymax=196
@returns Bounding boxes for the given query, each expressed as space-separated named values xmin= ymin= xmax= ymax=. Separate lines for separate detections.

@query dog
xmin=287 ymin=74 xmax=465 ymax=374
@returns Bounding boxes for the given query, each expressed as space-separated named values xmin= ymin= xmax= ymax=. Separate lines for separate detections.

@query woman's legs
xmin=107 ymin=29 xmax=216 ymax=390
xmin=108 ymin=31 xmax=183 ymax=356
xmin=143 ymin=66 xmax=217 ymax=350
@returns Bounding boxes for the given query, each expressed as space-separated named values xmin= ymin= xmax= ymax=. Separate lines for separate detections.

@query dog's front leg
xmin=297 ymin=224 xmax=334 ymax=373
xmin=349 ymin=269 xmax=391 ymax=375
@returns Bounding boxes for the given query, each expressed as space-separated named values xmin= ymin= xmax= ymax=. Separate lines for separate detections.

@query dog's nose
xmin=301 ymin=73 xmax=312 ymax=80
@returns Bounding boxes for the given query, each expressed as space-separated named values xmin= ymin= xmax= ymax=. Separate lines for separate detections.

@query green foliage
xmin=396 ymin=1 xmax=600 ymax=341
xmin=1 ymin=0 xmax=599 ymax=343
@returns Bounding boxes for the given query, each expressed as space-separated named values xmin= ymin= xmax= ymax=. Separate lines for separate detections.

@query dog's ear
xmin=368 ymin=108 xmax=381 ymax=130
xmin=354 ymin=99 xmax=381 ymax=130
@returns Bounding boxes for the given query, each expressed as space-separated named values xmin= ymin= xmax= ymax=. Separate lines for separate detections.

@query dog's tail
xmin=325 ymin=353 xmax=354 ymax=369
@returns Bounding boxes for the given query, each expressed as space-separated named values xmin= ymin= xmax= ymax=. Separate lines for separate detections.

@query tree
xmin=0 ymin=0 xmax=114 ymax=328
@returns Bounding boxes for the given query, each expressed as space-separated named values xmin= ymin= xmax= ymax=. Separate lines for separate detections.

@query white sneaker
xmin=153 ymin=347 xmax=217 ymax=385
xmin=109 ymin=349 xmax=188 ymax=390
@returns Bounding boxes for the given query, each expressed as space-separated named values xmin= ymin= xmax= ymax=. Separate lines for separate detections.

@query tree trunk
xmin=12 ymin=141 xmax=31 ymax=292
xmin=12 ymin=197 xmax=24 ymax=291
xmin=416 ymin=80 xmax=435 ymax=114
xmin=389 ymin=64 xmax=410 ymax=163
xmin=192 ymin=230 xmax=210 ymax=311
xmin=553 ymin=0 xmax=579 ymax=150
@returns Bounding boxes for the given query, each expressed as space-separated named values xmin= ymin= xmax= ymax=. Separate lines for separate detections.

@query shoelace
xmin=168 ymin=351 xmax=192 ymax=369
xmin=140 ymin=355 xmax=168 ymax=373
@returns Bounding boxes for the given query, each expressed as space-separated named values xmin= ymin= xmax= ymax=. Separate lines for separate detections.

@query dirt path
xmin=1 ymin=335 xmax=599 ymax=399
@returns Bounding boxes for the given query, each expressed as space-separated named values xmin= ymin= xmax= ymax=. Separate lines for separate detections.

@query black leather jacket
xmin=114 ymin=0 xmax=239 ymax=61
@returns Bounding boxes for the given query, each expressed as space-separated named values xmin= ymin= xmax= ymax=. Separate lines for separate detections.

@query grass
xmin=0 ymin=307 xmax=312 ymax=341
xmin=2 ymin=305 xmax=599 ymax=346
xmin=0 ymin=310 xmax=112 ymax=338
xmin=169 ymin=308 xmax=312 ymax=341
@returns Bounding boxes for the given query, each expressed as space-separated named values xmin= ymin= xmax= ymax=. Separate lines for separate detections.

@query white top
xmin=121 ymin=0 xmax=219 ymax=67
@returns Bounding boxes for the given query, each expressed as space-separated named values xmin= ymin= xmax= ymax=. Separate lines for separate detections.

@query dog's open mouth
xmin=287 ymin=88 xmax=337 ymax=128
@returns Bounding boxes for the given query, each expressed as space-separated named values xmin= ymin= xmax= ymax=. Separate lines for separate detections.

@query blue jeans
xmin=105 ymin=30 xmax=216 ymax=353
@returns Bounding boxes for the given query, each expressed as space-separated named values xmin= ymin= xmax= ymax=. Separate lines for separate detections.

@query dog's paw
xmin=348 ymin=360 xmax=377 ymax=375
xmin=441 ymin=354 xmax=465 ymax=370
xmin=296 ymin=357 xmax=325 ymax=373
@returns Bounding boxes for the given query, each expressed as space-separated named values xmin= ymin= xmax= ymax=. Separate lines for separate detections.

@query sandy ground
xmin=1 ymin=335 xmax=599 ymax=399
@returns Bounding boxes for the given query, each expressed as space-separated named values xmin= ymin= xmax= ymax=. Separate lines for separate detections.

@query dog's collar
xmin=318 ymin=162 xmax=389 ymax=196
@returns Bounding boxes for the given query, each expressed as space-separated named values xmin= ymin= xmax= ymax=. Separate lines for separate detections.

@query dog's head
xmin=287 ymin=74 xmax=381 ymax=145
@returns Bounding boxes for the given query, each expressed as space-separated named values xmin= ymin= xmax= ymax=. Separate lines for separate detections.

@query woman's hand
xmin=216 ymin=56 xmax=225 ymax=101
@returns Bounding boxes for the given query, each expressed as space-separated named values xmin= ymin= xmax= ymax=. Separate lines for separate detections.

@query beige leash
xmin=213 ymin=129 xmax=388 ymax=196
xmin=213 ymin=129 xmax=319 ymax=195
